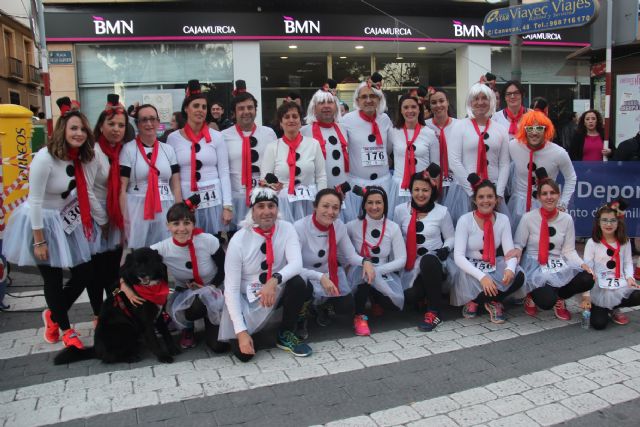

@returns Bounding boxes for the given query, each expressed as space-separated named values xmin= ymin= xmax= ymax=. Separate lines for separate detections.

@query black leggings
xmin=411 ymin=255 xmax=445 ymax=313
xmin=591 ymin=290 xmax=640 ymax=330
xmin=37 ymin=261 xmax=93 ymax=330
xmin=531 ymin=271 xmax=594 ymax=310
xmin=353 ymin=284 xmax=396 ymax=315
xmin=232 ymin=275 xmax=312 ymax=362
xmin=473 ymin=271 xmax=526 ymax=305
xmin=89 ymin=247 xmax=123 ymax=315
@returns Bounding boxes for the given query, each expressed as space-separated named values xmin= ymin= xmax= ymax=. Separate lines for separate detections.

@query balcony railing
xmin=28 ymin=65 xmax=41 ymax=85
xmin=8 ymin=57 xmax=23 ymax=80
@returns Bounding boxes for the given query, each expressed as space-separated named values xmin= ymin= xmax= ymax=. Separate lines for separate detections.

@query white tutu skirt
xmin=125 ymin=194 xmax=173 ymax=249
xmin=169 ymin=285 xmax=225 ymax=329
xmin=450 ymin=256 xmax=520 ymax=306
xmin=401 ymin=254 xmax=456 ymax=294
xmin=194 ymin=205 xmax=224 ymax=235
xmin=343 ymin=174 xmax=392 ymax=222
xmin=508 ymin=194 xmax=540 ymax=230
xmin=2 ymin=202 xmax=93 ymax=268
xmin=309 ymin=267 xmax=354 ymax=305
xmin=591 ymin=285 xmax=637 ymax=310
xmin=218 ymin=284 xmax=285 ymax=341
xmin=519 ymin=254 xmax=582 ymax=295
xmin=388 ymin=176 xmax=411 ymax=217
xmin=443 ymin=184 xmax=471 ymax=225
xmin=348 ymin=265 xmax=404 ymax=309
xmin=277 ymin=194 xmax=313 ymax=224
xmin=90 ymin=201 xmax=123 ymax=254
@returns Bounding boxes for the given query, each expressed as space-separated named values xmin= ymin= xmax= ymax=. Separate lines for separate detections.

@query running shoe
xmin=418 ymin=311 xmax=442 ymax=332
xmin=42 ymin=309 xmax=60 ymax=343
xmin=353 ymin=314 xmax=371 ymax=336
xmin=611 ymin=309 xmax=630 ymax=325
xmin=484 ymin=301 xmax=506 ymax=324
xmin=62 ymin=329 xmax=84 ymax=349
xmin=180 ymin=328 xmax=196 ymax=349
xmin=276 ymin=330 xmax=312 ymax=357
xmin=524 ymin=294 xmax=538 ymax=317
xmin=553 ymin=298 xmax=571 ymax=321
xmin=462 ymin=301 xmax=479 ymax=319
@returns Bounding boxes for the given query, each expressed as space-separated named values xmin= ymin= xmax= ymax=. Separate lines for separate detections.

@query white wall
xmin=232 ymin=41 xmax=263 ymax=125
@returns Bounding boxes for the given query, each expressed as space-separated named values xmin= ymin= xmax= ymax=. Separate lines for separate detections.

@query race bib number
xmin=251 ymin=173 xmax=260 ymax=189
xmin=442 ymin=175 xmax=454 ymax=188
xmin=247 ymin=282 xmax=264 ymax=303
xmin=158 ymin=182 xmax=172 ymax=201
xmin=540 ymin=257 xmax=566 ymax=274
xmin=361 ymin=146 xmax=386 ymax=167
xmin=598 ymin=271 xmax=627 ymax=289
xmin=197 ymin=183 xmax=221 ymax=209
xmin=470 ymin=258 xmax=496 ymax=273
xmin=60 ymin=198 xmax=81 ymax=234
xmin=287 ymin=184 xmax=316 ymax=203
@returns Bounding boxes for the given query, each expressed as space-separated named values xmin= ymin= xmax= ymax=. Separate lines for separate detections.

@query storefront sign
xmin=616 ymin=74 xmax=640 ymax=144
xmin=43 ymin=10 xmax=589 ymax=46
xmin=48 ymin=50 xmax=72 ymax=64
xmin=483 ymin=0 xmax=599 ymax=38
xmin=567 ymin=162 xmax=640 ymax=237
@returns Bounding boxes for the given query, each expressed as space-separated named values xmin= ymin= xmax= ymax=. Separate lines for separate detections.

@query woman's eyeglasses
xmin=525 ymin=125 xmax=546 ymax=133
xmin=600 ymin=218 xmax=618 ymax=224
xmin=139 ymin=117 xmax=159 ymax=124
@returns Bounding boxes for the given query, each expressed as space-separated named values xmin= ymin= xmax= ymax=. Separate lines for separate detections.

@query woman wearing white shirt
xmin=425 ymin=88 xmax=458 ymax=202
xmin=347 ymin=186 xmax=406 ymax=336
xmin=394 ymin=168 xmax=456 ymax=331
xmin=167 ymin=79 xmax=232 ymax=236
xmin=261 ymin=101 xmax=327 ymax=223
xmin=447 ymin=83 xmax=510 ymax=224
xmin=451 ymin=175 xmax=524 ymax=324
xmin=389 ymin=94 xmax=438 ymax=214
xmin=511 ymin=174 xmax=594 ymax=320
xmin=119 ymin=104 xmax=182 ymax=248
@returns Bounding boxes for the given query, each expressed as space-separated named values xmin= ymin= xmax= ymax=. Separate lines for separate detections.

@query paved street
xmin=1 ymin=269 xmax=640 ymax=426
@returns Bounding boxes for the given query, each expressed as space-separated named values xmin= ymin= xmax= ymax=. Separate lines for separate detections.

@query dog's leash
xmin=112 ymin=288 xmax=134 ymax=318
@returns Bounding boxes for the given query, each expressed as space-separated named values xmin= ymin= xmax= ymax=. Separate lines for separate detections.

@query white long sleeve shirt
xmin=394 ymin=202 xmax=455 ymax=254
xmin=341 ymin=110 xmax=393 ymax=181
xmin=223 ymin=220 xmax=302 ymax=334
xmin=425 ymin=117 xmax=459 ymax=181
xmin=260 ymin=136 xmax=327 ymax=191
xmin=449 ymin=118 xmax=510 ymax=197
xmin=454 ymin=211 xmax=517 ymax=282
xmin=514 ymin=209 xmax=583 ymax=266
xmin=346 ymin=215 xmax=407 ymax=276
xmin=167 ymin=128 xmax=232 ymax=206
xmin=583 ymin=238 xmax=634 ymax=279
xmin=301 ymin=122 xmax=350 ymax=188
xmin=389 ymin=125 xmax=438 ymax=182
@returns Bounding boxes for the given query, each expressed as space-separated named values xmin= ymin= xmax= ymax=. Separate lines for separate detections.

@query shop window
xmin=9 ymin=90 xmax=20 ymax=105
xmin=332 ymin=55 xmax=371 ymax=84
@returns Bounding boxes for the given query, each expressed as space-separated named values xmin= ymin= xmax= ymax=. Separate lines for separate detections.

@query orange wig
xmin=515 ymin=110 xmax=555 ymax=144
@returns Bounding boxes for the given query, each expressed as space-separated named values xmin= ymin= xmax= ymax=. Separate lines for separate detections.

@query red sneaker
xmin=62 ymin=329 xmax=84 ymax=349
xmin=524 ymin=294 xmax=538 ymax=317
xmin=553 ymin=299 xmax=571 ymax=321
xmin=371 ymin=303 xmax=385 ymax=317
xmin=353 ymin=314 xmax=371 ymax=336
xmin=42 ymin=309 xmax=60 ymax=343
xmin=462 ymin=301 xmax=479 ymax=318
xmin=612 ymin=309 xmax=630 ymax=325
xmin=180 ymin=329 xmax=196 ymax=349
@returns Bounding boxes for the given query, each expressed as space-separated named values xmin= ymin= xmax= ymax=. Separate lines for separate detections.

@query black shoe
xmin=204 ymin=319 xmax=228 ymax=353
xmin=316 ymin=303 xmax=335 ymax=327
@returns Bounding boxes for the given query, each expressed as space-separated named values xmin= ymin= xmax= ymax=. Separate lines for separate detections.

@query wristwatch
xmin=272 ymin=273 xmax=283 ymax=284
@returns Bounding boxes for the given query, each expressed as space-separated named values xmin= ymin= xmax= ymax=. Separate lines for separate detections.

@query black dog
xmin=54 ymin=248 xmax=180 ymax=365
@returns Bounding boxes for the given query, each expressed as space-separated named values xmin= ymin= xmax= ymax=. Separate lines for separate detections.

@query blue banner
xmin=565 ymin=161 xmax=640 ymax=237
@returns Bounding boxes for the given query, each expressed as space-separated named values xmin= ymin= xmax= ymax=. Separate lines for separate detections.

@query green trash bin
xmin=31 ymin=124 xmax=46 ymax=152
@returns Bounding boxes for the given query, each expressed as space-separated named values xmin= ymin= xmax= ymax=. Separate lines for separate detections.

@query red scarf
xmin=312 ymin=121 xmax=350 ymax=173
xmin=538 ymin=208 xmax=557 ymax=265
xmin=236 ymin=124 xmax=257 ymax=207
xmin=405 ymin=208 xmax=419 ymax=270
xmin=283 ymin=133 xmax=303 ymax=195
xmin=359 ymin=111 xmax=383 ymax=145
xmin=312 ymin=214 xmax=339 ymax=291
xmin=133 ymin=281 xmax=170 ymax=305
xmin=526 ymin=143 xmax=545 ymax=211
xmin=475 ymin=211 xmax=496 ymax=266
xmin=136 ymin=137 xmax=162 ymax=220
xmin=67 ymin=148 xmax=93 ymax=240
xmin=601 ymin=239 xmax=621 ymax=279
xmin=434 ymin=117 xmax=451 ymax=186
xmin=172 ymin=228 xmax=204 ymax=285
xmin=360 ymin=217 xmax=386 ymax=257
xmin=471 ymin=119 xmax=490 ymax=180
xmin=505 ymin=106 xmax=525 ymax=135
xmin=253 ymin=225 xmax=276 ymax=281
xmin=183 ymin=124 xmax=211 ymax=192
xmin=401 ymin=124 xmax=421 ymax=189
xmin=97 ymin=136 xmax=124 ymax=230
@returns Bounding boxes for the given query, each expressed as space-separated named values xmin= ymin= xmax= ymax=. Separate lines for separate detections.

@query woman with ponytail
xmin=394 ymin=165 xmax=455 ymax=332
xmin=510 ymin=171 xmax=593 ymax=320
xmin=3 ymin=98 xmax=107 ymax=349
